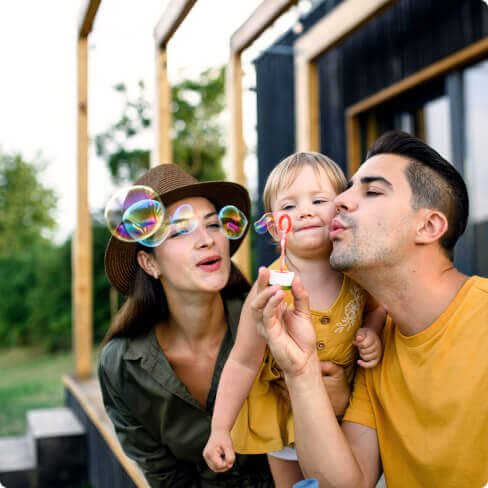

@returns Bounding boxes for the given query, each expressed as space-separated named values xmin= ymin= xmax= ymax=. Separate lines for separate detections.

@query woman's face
xmin=151 ymin=197 xmax=231 ymax=295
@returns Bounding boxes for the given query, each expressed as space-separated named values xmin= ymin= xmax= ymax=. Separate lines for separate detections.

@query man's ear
xmin=414 ymin=209 xmax=449 ymax=245
xmin=137 ymin=250 xmax=159 ymax=278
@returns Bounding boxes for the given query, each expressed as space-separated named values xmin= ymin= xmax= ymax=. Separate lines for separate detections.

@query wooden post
xmin=152 ymin=47 xmax=172 ymax=167
xmin=74 ymin=37 xmax=93 ymax=379
xmin=295 ymin=56 xmax=320 ymax=152
xmin=227 ymin=53 xmax=251 ymax=280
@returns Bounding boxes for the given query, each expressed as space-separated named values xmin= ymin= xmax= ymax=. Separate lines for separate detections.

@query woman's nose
xmin=194 ymin=223 xmax=214 ymax=248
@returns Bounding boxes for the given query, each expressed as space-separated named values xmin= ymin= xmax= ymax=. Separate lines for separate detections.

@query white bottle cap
xmin=269 ymin=269 xmax=295 ymax=289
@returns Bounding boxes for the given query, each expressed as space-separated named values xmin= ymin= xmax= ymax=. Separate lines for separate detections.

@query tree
xmin=95 ymin=66 xmax=226 ymax=184
xmin=0 ymin=152 xmax=57 ymax=257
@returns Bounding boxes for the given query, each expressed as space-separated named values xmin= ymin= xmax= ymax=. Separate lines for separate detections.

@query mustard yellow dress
xmin=231 ymin=258 xmax=367 ymax=454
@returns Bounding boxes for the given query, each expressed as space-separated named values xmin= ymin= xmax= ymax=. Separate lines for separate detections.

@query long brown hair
xmin=102 ymin=245 xmax=250 ymax=345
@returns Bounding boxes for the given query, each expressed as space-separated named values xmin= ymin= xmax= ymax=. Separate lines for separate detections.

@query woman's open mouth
xmin=197 ymin=255 xmax=222 ymax=272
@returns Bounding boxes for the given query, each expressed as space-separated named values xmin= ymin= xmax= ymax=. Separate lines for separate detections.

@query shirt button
xmin=320 ymin=316 xmax=330 ymax=325
xmin=316 ymin=341 xmax=326 ymax=351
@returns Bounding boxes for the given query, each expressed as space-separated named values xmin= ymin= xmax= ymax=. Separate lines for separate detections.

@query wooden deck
xmin=63 ymin=374 xmax=149 ymax=488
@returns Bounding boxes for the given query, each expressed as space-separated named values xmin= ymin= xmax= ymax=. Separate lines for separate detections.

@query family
xmin=99 ymin=131 xmax=488 ymax=487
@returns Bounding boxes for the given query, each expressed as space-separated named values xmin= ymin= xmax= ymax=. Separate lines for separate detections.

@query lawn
xmin=0 ymin=346 xmax=100 ymax=436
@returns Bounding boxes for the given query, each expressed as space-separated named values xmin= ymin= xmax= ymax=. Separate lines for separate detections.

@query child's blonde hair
xmin=263 ymin=152 xmax=347 ymax=212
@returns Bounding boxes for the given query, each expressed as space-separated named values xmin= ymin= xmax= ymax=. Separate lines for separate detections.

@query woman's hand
xmin=251 ymin=267 xmax=317 ymax=378
xmin=203 ymin=429 xmax=235 ymax=473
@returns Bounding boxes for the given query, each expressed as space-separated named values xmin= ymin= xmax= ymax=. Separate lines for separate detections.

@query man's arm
xmin=253 ymin=267 xmax=381 ymax=488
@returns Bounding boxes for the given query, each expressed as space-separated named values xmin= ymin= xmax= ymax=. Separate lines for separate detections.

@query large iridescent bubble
xmin=105 ymin=186 xmax=164 ymax=243
xmin=219 ymin=205 xmax=248 ymax=240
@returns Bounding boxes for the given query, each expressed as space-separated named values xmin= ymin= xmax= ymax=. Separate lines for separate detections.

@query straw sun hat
xmin=104 ymin=163 xmax=251 ymax=296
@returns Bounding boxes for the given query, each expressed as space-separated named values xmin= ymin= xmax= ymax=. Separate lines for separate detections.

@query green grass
xmin=0 ymin=346 xmax=100 ymax=436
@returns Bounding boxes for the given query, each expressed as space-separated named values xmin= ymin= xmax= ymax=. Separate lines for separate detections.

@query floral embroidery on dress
xmin=334 ymin=283 xmax=365 ymax=333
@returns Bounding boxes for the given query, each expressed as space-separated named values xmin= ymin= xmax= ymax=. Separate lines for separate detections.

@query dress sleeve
xmin=98 ymin=361 xmax=199 ymax=488
xmin=342 ymin=366 xmax=376 ymax=430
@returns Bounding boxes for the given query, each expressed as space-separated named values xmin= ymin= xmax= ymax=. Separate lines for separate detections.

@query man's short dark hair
xmin=366 ymin=131 xmax=469 ymax=261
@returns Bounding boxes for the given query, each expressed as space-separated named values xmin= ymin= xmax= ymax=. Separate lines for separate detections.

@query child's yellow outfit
xmin=231 ymin=259 xmax=367 ymax=454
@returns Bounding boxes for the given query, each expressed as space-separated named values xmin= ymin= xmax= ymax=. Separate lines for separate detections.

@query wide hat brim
xmin=104 ymin=164 xmax=251 ymax=296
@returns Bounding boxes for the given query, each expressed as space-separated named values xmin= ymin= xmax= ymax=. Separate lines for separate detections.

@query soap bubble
xmin=254 ymin=212 xmax=275 ymax=234
xmin=105 ymin=186 xmax=164 ymax=243
xmin=219 ymin=205 xmax=248 ymax=239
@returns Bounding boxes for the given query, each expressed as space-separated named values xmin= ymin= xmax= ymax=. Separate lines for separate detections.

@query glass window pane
xmin=464 ymin=59 xmax=488 ymax=224
xmin=424 ymin=96 xmax=452 ymax=162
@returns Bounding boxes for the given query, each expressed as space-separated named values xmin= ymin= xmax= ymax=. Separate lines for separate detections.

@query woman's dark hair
xmin=102 ymin=245 xmax=250 ymax=345
xmin=366 ymin=131 xmax=469 ymax=261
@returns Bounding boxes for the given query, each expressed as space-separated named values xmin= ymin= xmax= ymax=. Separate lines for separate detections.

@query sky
xmin=0 ymin=0 xmax=308 ymax=242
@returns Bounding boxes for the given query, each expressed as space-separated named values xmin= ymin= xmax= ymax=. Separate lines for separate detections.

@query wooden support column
xmin=227 ymin=53 xmax=250 ymax=280
xmin=74 ymin=37 xmax=93 ymax=379
xmin=295 ymin=56 xmax=320 ymax=152
xmin=152 ymin=47 xmax=172 ymax=167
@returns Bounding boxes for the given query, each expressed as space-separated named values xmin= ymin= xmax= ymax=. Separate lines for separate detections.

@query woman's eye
xmin=208 ymin=223 xmax=220 ymax=229
xmin=366 ymin=190 xmax=381 ymax=196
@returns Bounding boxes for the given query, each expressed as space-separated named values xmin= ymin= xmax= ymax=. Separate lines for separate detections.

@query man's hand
xmin=354 ymin=328 xmax=382 ymax=368
xmin=320 ymin=361 xmax=351 ymax=417
xmin=203 ymin=429 xmax=235 ymax=473
xmin=251 ymin=267 xmax=317 ymax=378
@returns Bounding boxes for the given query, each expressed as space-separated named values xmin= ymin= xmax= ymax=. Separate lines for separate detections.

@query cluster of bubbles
xmin=105 ymin=185 xmax=248 ymax=247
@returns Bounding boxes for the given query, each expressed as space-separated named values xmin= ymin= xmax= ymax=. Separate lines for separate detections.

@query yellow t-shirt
xmin=231 ymin=258 xmax=366 ymax=454
xmin=343 ymin=276 xmax=488 ymax=488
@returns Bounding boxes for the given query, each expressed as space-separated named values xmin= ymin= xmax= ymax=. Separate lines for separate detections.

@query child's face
xmin=271 ymin=165 xmax=338 ymax=256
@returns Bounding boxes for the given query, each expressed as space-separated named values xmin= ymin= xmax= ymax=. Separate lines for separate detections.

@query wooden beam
xmin=347 ymin=35 xmax=488 ymax=117
xmin=295 ymin=57 xmax=320 ymax=151
xmin=152 ymin=47 xmax=172 ymax=167
xmin=78 ymin=0 xmax=102 ymax=39
xmin=74 ymin=38 xmax=93 ymax=380
xmin=295 ymin=0 xmax=397 ymax=63
xmin=154 ymin=0 xmax=197 ymax=48
xmin=231 ymin=0 xmax=298 ymax=54
xmin=227 ymin=53 xmax=250 ymax=280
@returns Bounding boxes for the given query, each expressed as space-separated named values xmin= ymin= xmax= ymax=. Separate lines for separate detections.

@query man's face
xmin=329 ymin=153 xmax=418 ymax=272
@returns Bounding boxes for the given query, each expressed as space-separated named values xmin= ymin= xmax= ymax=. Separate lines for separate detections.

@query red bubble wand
xmin=278 ymin=214 xmax=292 ymax=272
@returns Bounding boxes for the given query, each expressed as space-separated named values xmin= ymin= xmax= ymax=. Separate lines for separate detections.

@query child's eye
xmin=207 ymin=223 xmax=220 ymax=230
xmin=282 ymin=204 xmax=295 ymax=210
xmin=366 ymin=190 xmax=381 ymax=196
xmin=313 ymin=199 xmax=328 ymax=205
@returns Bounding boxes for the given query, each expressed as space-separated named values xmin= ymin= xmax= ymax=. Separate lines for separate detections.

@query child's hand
xmin=203 ymin=429 xmax=236 ymax=473
xmin=354 ymin=328 xmax=382 ymax=368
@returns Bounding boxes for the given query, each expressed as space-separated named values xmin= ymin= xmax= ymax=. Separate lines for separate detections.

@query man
xmin=252 ymin=131 xmax=488 ymax=487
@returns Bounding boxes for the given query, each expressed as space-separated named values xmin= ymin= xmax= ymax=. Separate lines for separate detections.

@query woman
xmin=99 ymin=163 xmax=273 ymax=487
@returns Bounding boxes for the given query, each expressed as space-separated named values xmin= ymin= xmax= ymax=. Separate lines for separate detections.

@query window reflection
xmin=464 ymin=59 xmax=488 ymax=224
xmin=424 ymin=96 xmax=452 ymax=162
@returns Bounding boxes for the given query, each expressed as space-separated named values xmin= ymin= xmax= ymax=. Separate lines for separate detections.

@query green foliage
xmin=94 ymin=67 xmax=227 ymax=184
xmin=0 ymin=151 xmax=57 ymax=257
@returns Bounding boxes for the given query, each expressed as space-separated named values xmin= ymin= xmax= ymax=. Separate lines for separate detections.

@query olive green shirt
xmin=98 ymin=294 xmax=273 ymax=488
